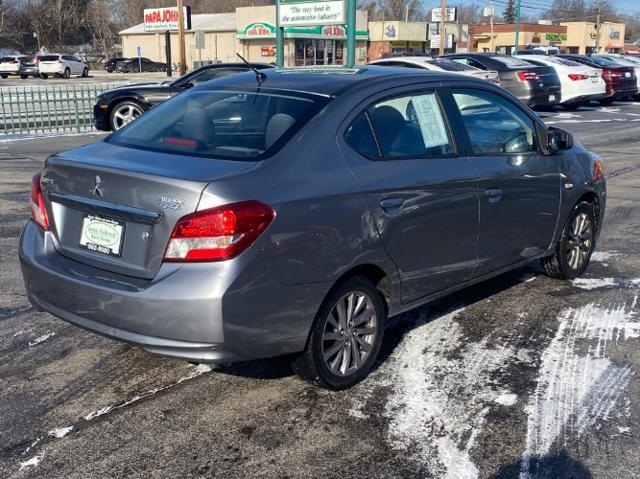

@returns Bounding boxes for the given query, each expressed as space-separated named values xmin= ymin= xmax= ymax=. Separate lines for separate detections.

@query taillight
xmin=593 ymin=160 xmax=605 ymax=182
xmin=568 ymin=73 xmax=589 ymax=81
xmin=30 ymin=172 xmax=49 ymax=230
xmin=602 ymin=69 xmax=622 ymax=81
xmin=517 ymin=70 xmax=540 ymax=81
xmin=163 ymin=201 xmax=275 ymax=262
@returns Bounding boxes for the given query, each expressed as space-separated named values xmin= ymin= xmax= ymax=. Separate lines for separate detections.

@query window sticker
xmin=412 ymin=94 xmax=450 ymax=149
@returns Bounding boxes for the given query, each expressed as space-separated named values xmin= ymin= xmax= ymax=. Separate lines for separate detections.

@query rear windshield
xmin=489 ymin=56 xmax=534 ymax=68
xmin=109 ymin=88 xmax=329 ymax=160
xmin=588 ymin=56 xmax=619 ymax=67
xmin=548 ymin=57 xmax=582 ymax=66
xmin=0 ymin=56 xmax=16 ymax=62
xmin=39 ymin=55 xmax=60 ymax=61
xmin=426 ymin=59 xmax=474 ymax=71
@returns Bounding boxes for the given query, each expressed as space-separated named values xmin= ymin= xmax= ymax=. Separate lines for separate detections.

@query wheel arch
xmin=575 ymin=190 xmax=602 ymax=231
xmin=325 ymin=263 xmax=392 ymax=318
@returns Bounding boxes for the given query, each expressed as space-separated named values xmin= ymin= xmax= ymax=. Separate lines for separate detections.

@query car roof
xmin=198 ymin=66 xmax=458 ymax=96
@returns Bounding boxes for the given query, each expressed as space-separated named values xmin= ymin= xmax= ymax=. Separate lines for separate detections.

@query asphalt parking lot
xmin=1 ymin=101 xmax=639 ymax=479
xmin=0 ymin=71 xmax=169 ymax=87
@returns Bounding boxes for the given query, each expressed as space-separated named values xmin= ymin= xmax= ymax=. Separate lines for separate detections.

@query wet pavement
xmin=1 ymin=101 xmax=639 ymax=478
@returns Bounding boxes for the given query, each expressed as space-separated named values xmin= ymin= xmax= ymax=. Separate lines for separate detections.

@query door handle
xmin=380 ymin=197 xmax=404 ymax=213
xmin=485 ymin=188 xmax=502 ymax=203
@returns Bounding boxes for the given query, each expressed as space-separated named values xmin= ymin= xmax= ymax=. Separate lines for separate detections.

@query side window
xmin=367 ymin=92 xmax=454 ymax=159
xmin=344 ymin=112 xmax=380 ymax=159
xmin=467 ymin=59 xmax=486 ymax=70
xmin=451 ymin=58 xmax=470 ymax=66
xmin=452 ymin=89 xmax=536 ymax=155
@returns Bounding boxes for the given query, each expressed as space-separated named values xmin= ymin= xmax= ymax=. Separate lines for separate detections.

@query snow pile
xmin=28 ymin=332 xmax=56 ymax=347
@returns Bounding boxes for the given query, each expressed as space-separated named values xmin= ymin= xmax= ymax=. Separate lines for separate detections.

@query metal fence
xmin=0 ymin=82 xmax=130 ymax=135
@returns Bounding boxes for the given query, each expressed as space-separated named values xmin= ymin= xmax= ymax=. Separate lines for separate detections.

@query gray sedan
xmin=20 ymin=67 xmax=606 ymax=389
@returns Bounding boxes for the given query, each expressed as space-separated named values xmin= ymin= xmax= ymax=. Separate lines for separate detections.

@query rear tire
xmin=562 ymin=102 xmax=583 ymax=111
xmin=40 ymin=73 xmax=48 ymax=79
xmin=598 ymin=97 xmax=615 ymax=106
xmin=291 ymin=277 xmax=386 ymax=389
xmin=0 ymin=74 xmax=7 ymax=79
xmin=541 ymin=201 xmax=596 ymax=280
xmin=20 ymin=74 xmax=28 ymax=79
xmin=82 ymin=67 xmax=89 ymax=77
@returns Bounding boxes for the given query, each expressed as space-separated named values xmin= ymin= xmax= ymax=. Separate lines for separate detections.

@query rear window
xmin=589 ymin=56 xmax=619 ymax=67
xmin=0 ymin=56 xmax=15 ymax=62
xmin=109 ymin=89 xmax=329 ymax=161
xmin=39 ymin=55 xmax=60 ymax=61
xmin=426 ymin=59 xmax=474 ymax=71
xmin=489 ymin=56 xmax=534 ymax=68
xmin=548 ymin=57 xmax=582 ymax=66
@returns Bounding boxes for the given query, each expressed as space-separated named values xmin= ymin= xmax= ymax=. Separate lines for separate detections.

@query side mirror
xmin=547 ymin=126 xmax=573 ymax=153
xmin=178 ymin=82 xmax=194 ymax=90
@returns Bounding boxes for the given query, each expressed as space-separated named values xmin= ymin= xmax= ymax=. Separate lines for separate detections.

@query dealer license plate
xmin=79 ymin=214 xmax=125 ymax=257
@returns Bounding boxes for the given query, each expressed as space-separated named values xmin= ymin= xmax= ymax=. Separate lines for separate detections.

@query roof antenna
xmin=236 ymin=53 xmax=267 ymax=84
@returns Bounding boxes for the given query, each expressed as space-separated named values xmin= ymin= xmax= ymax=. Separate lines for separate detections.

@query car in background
xmin=518 ymin=46 xmax=560 ymax=56
xmin=591 ymin=54 xmax=640 ymax=100
xmin=94 ymin=62 xmax=274 ymax=131
xmin=0 ymin=55 xmax=39 ymax=78
xmin=116 ymin=57 xmax=166 ymax=73
xmin=444 ymin=53 xmax=561 ymax=107
xmin=21 ymin=66 xmax=606 ymax=389
xmin=104 ymin=57 xmax=129 ymax=73
xmin=37 ymin=54 xmax=89 ymax=79
xmin=556 ymin=54 xmax=637 ymax=105
xmin=514 ymin=54 xmax=606 ymax=109
xmin=369 ymin=56 xmax=500 ymax=84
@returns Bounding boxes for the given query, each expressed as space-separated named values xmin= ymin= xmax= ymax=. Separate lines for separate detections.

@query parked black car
xmin=115 ymin=57 xmax=167 ymax=73
xmin=104 ymin=57 xmax=129 ymax=73
xmin=94 ymin=62 xmax=275 ymax=131
xmin=444 ymin=53 xmax=562 ymax=107
xmin=556 ymin=54 xmax=638 ymax=104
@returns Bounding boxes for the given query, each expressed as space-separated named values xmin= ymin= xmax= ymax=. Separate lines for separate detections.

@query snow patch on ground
xmin=19 ymin=453 xmax=44 ymax=470
xmin=84 ymin=363 xmax=212 ymax=421
xmin=48 ymin=426 xmax=73 ymax=438
xmin=519 ymin=301 xmax=638 ymax=478
xmin=28 ymin=332 xmax=55 ymax=347
xmin=351 ymin=308 xmax=520 ymax=479
xmin=591 ymin=251 xmax=622 ymax=262
xmin=572 ymin=278 xmax=640 ymax=290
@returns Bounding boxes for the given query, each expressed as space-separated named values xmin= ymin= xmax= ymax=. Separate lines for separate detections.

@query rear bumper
xmin=19 ymin=220 xmax=317 ymax=363
xmin=612 ymin=86 xmax=639 ymax=98
xmin=563 ymin=92 xmax=607 ymax=105
xmin=523 ymin=87 xmax=562 ymax=107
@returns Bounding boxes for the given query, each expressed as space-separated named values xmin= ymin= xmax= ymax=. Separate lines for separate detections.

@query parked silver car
xmin=20 ymin=67 xmax=606 ymax=389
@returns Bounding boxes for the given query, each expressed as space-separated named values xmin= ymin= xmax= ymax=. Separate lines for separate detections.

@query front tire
xmin=109 ymin=100 xmax=144 ymax=131
xmin=63 ymin=68 xmax=70 ymax=79
xmin=599 ymin=97 xmax=615 ymax=106
xmin=291 ymin=277 xmax=386 ymax=389
xmin=542 ymin=201 xmax=596 ymax=280
xmin=82 ymin=67 xmax=89 ymax=77
xmin=40 ymin=73 xmax=48 ymax=79
xmin=0 ymin=74 xmax=7 ymax=79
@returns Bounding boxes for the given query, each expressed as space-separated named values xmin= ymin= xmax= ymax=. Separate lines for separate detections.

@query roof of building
xmin=119 ymin=13 xmax=236 ymax=35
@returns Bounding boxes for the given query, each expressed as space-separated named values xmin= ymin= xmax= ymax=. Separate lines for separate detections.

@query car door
xmin=340 ymin=88 xmax=479 ymax=304
xmin=447 ymin=87 xmax=561 ymax=276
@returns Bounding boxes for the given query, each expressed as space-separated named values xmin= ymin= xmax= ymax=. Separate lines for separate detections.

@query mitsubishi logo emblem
xmin=91 ymin=175 xmax=103 ymax=197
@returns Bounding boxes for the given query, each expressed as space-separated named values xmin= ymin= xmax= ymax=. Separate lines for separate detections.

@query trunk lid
xmin=521 ymin=65 xmax=560 ymax=89
xmin=41 ymin=141 xmax=257 ymax=279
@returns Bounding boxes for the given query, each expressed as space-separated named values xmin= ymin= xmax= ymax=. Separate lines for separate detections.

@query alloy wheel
xmin=112 ymin=104 xmax=143 ymax=130
xmin=566 ymin=211 xmax=593 ymax=270
xmin=322 ymin=291 xmax=378 ymax=377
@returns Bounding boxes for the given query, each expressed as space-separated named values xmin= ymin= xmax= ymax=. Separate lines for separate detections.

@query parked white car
xmin=369 ymin=56 xmax=501 ymax=84
xmin=37 ymin=54 xmax=89 ymax=79
xmin=514 ymin=54 xmax=606 ymax=109
xmin=593 ymin=54 xmax=640 ymax=99
xmin=0 ymin=55 xmax=39 ymax=78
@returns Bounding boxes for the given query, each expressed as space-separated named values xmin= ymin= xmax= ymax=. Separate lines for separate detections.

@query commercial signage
xmin=428 ymin=23 xmax=439 ymax=39
xmin=279 ymin=0 xmax=345 ymax=27
xmin=430 ymin=34 xmax=454 ymax=49
xmin=431 ymin=7 xmax=457 ymax=23
xmin=261 ymin=46 xmax=276 ymax=56
xmin=545 ymin=33 xmax=567 ymax=41
xmin=237 ymin=22 xmax=277 ymax=39
xmin=143 ymin=6 xmax=191 ymax=32
xmin=384 ymin=25 xmax=397 ymax=38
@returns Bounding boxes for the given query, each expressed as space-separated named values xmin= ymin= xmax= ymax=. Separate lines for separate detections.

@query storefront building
xmin=120 ymin=6 xmax=368 ymax=69
xmin=560 ymin=22 xmax=626 ymax=54
xmin=470 ymin=23 xmax=567 ymax=54
xmin=367 ymin=21 xmax=429 ymax=59
xmin=236 ymin=6 xmax=368 ymax=66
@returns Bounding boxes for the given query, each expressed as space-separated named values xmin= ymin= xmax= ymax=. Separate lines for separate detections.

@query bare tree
xmin=452 ymin=3 xmax=482 ymax=25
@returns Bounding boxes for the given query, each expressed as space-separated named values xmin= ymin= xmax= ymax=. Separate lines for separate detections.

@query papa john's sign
xmin=144 ymin=6 xmax=192 ymax=32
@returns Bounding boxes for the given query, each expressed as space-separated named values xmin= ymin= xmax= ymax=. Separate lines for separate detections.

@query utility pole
xmin=489 ymin=1 xmax=494 ymax=53
xmin=346 ymin=0 xmax=356 ymax=67
xmin=514 ymin=0 xmax=521 ymax=54
xmin=177 ymin=0 xmax=187 ymax=75
xmin=595 ymin=0 xmax=602 ymax=53
xmin=439 ymin=0 xmax=446 ymax=56
xmin=276 ymin=0 xmax=284 ymax=66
